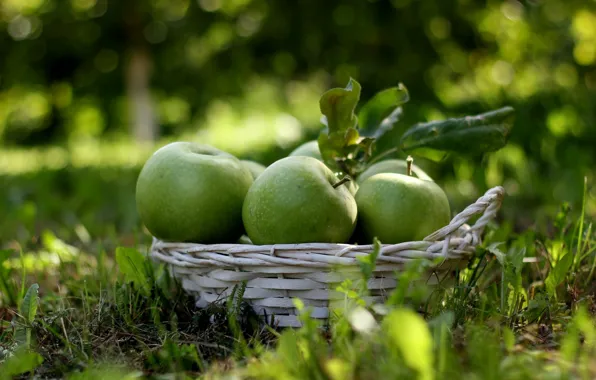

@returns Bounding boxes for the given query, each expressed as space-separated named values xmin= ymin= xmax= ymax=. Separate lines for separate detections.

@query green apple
xmin=288 ymin=139 xmax=361 ymax=194
xmin=288 ymin=140 xmax=322 ymax=160
xmin=288 ymin=139 xmax=358 ymax=195
xmin=242 ymin=156 xmax=358 ymax=245
xmin=136 ymin=142 xmax=253 ymax=243
xmin=357 ymin=159 xmax=433 ymax=184
xmin=355 ymin=172 xmax=451 ymax=244
xmin=346 ymin=179 xmax=359 ymax=196
xmin=240 ymin=160 xmax=267 ymax=180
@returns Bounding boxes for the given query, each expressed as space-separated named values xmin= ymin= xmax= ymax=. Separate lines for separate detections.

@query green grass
xmin=1 ymin=161 xmax=595 ymax=379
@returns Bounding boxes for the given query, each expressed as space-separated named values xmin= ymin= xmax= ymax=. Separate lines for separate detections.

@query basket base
xmin=183 ymin=268 xmax=459 ymax=328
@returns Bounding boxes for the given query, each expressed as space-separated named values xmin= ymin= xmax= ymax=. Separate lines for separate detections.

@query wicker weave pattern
xmin=150 ymin=186 xmax=505 ymax=327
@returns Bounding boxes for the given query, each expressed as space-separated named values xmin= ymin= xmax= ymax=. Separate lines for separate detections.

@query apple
xmin=288 ymin=140 xmax=322 ymax=161
xmin=346 ymin=179 xmax=359 ymax=196
xmin=288 ymin=139 xmax=361 ymax=196
xmin=288 ymin=140 xmax=361 ymax=195
xmin=136 ymin=142 xmax=253 ymax=243
xmin=242 ymin=156 xmax=358 ymax=245
xmin=357 ymin=159 xmax=433 ymax=184
xmin=240 ymin=160 xmax=267 ymax=180
xmin=354 ymin=161 xmax=450 ymax=244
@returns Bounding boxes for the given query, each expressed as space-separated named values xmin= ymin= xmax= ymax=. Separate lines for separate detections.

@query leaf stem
xmin=367 ymin=147 xmax=400 ymax=166
xmin=406 ymin=155 xmax=413 ymax=176
xmin=333 ymin=176 xmax=352 ymax=189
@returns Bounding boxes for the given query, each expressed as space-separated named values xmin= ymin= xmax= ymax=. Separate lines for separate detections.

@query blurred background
xmin=1 ymin=0 xmax=595 ymax=249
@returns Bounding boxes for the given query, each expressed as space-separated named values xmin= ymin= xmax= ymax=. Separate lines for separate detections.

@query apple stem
xmin=333 ymin=176 xmax=352 ymax=189
xmin=406 ymin=155 xmax=413 ymax=176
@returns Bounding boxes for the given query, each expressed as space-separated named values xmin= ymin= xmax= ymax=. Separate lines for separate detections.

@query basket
xmin=150 ymin=186 xmax=505 ymax=327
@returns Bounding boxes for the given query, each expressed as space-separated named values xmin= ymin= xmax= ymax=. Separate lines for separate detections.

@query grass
xmin=1 ymin=160 xmax=595 ymax=379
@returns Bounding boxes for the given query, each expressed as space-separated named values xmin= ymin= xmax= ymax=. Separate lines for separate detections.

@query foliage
xmin=316 ymin=77 xmax=514 ymax=179
xmin=399 ymin=106 xmax=515 ymax=157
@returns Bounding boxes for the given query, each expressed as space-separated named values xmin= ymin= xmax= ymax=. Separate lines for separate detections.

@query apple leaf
xmin=358 ymin=84 xmax=409 ymax=139
xmin=316 ymin=79 xmax=513 ymax=177
xmin=318 ymin=78 xmax=383 ymax=177
xmin=399 ymin=106 xmax=515 ymax=155
xmin=319 ymin=77 xmax=361 ymax=133
xmin=318 ymin=78 xmax=364 ymax=174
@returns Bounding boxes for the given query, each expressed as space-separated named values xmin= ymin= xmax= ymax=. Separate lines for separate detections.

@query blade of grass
xmin=19 ymin=249 xmax=26 ymax=303
xmin=573 ymin=177 xmax=587 ymax=272
xmin=0 ymin=250 xmax=17 ymax=306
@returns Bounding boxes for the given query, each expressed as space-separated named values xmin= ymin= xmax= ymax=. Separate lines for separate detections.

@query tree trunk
xmin=126 ymin=47 xmax=157 ymax=142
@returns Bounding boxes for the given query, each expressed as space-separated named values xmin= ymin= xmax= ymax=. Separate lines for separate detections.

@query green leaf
xmin=319 ymin=77 xmax=361 ymax=133
xmin=545 ymin=249 xmax=574 ymax=296
xmin=501 ymin=244 xmax=526 ymax=312
xmin=115 ymin=247 xmax=151 ymax=296
xmin=485 ymin=242 xmax=506 ymax=266
xmin=20 ymin=283 xmax=39 ymax=324
xmin=399 ymin=106 xmax=515 ymax=155
xmin=0 ymin=349 xmax=43 ymax=380
xmin=382 ymin=308 xmax=434 ymax=380
xmin=358 ymin=84 xmax=409 ymax=139
xmin=344 ymin=127 xmax=360 ymax=145
xmin=318 ymin=78 xmax=370 ymax=176
xmin=502 ymin=326 xmax=516 ymax=352
xmin=357 ymin=237 xmax=381 ymax=283
xmin=276 ymin=329 xmax=302 ymax=374
xmin=14 ymin=283 xmax=40 ymax=349
xmin=318 ymin=129 xmax=368 ymax=176
xmin=317 ymin=79 xmax=410 ymax=178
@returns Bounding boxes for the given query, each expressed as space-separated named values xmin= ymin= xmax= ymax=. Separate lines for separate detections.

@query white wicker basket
xmin=150 ymin=186 xmax=505 ymax=327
